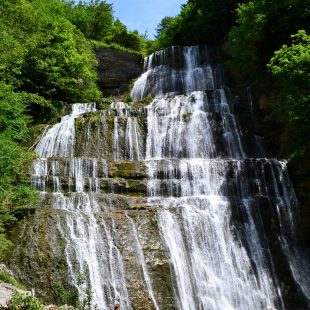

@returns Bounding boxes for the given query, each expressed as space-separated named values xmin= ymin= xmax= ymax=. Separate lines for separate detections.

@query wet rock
xmin=6 ymin=208 xmax=69 ymax=304
xmin=109 ymin=161 xmax=146 ymax=179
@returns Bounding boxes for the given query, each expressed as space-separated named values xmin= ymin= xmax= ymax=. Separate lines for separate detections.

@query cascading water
xmin=132 ymin=45 xmax=303 ymax=310
xmin=29 ymin=45 xmax=308 ymax=309
xmin=33 ymin=104 xmax=134 ymax=309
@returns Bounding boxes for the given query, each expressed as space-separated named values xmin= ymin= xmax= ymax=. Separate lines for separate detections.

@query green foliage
xmin=52 ymin=282 xmax=79 ymax=307
xmin=124 ymin=95 xmax=133 ymax=103
xmin=75 ymin=270 xmax=95 ymax=310
xmin=268 ymin=31 xmax=310 ymax=86
xmin=143 ymin=96 xmax=153 ymax=104
xmin=76 ymin=271 xmax=88 ymax=286
xmin=0 ymin=232 xmax=12 ymax=259
xmin=0 ymin=84 xmax=39 ymax=257
xmin=228 ymin=0 xmax=310 ymax=80
xmin=105 ymin=19 xmax=143 ymax=52
xmin=156 ymin=0 xmax=242 ymax=48
xmin=0 ymin=0 xmax=150 ymax=105
xmin=68 ymin=0 xmax=114 ymax=41
xmin=97 ymin=96 xmax=113 ymax=110
xmin=82 ymin=286 xmax=93 ymax=310
xmin=0 ymin=0 xmax=101 ymax=103
xmin=268 ymin=30 xmax=310 ymax=157
xmin=0 ymin=137 xmax=39 ymax=256
xmin=68 ymin=1 xmax=149 ymax=56
xmin=0 ymin=84 xmax=30 ymax=142
xmin=10 ymin=292 xmax=43 ymax=310
xmin=90 ymin=41 xmax=144 ymax=57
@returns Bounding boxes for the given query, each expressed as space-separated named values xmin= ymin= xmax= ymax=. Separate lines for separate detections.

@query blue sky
xmin=109 ymin=0 xmax=185 ymax=38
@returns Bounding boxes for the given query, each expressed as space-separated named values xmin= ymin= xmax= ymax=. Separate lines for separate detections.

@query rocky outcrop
xmin=0 ymin=283 xmax=31 ymax=309
xmin=0 ymin=283 xmax=21 ymax=308
xmin=6 ymin=208 xmax=69 ymax=303
xmin=96 ymin=48 xmax=143 ymax=96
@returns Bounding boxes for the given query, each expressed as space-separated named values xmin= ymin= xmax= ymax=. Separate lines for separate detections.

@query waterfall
xmin=33 ymin=104 xmax=133 ymax=308
xmin=134 ymin=45 xmax=297 ymax=310
xmin=29 ymin=45 xmax=308 ymax=309
xmin=35 ymin=103 xmax=96 ymax=158
xmin=126 ymin=215 xmax=160 ymax=310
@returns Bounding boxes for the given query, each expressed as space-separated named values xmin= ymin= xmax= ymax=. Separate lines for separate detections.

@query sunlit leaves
xmin=268 ymin=30 xmax=310 ymax=157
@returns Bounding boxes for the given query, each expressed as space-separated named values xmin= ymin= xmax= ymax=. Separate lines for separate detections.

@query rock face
xmin=96 ymin=48 xmax=143 ymax=96
xmin=7 ymin=207 xmax=70 ymax=302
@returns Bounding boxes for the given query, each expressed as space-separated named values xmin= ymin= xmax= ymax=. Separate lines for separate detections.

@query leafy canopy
xmin=0 ymin=0 xmax=100 ymax=103
xmin=0 ymin=83 xmax=39 ymax=257
xmin=155 ymin=0 xmax=243 ymax=48
xmin=268 ymin=30 xmax=310 ymax=158
xmin=228 ymin=0 xmax=310 ymax=80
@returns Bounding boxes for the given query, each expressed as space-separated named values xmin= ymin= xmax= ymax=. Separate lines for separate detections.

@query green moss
xmin=88 ymin=113 xmax=101 ymax=126
xmin=109 ymin=162 xmax=146 ymax=179
xmin=97 ymin=97 xmax=113 ymax=110
xmin=143 ymin=96 xmax=153 ymax=104
xmin=52 ymin=282 xmax=79 ymax=308
xmin=124 ymin=95 xmax=133 ymax=103
xmin=182 ymin=112 xmax=192 ymax=123
xmin=75 ymin=117 xmax=86 ymax=132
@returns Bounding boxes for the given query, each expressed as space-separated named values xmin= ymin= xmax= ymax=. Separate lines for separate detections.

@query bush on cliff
xmin=268 ymin=30 xmax=310 ymax=158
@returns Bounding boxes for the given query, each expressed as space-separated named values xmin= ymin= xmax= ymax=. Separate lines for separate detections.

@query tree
xmin=268 ymin=30 xmax=310 ymax=157
xmin=0 ymin=83 xmax=39 ymax=257
xmin=0 ymin=0 xmax=100 ymax=103
xmin=155 ymin=0 xmax=243 ymax=48
xmin=68 ymin=0 xmax=114 ymax=41
xmin=228 ymin=0 xmax=310 ymax=80
xmin=106 ymin=19 xmax=144 ymax=51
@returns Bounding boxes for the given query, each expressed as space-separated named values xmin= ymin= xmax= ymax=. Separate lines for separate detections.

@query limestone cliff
xmin=96 ymin=48 xmax=143 ymax=96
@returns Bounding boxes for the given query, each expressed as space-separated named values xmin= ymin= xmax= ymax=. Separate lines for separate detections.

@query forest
xmin=0 ymin=0 xmax=309 ymax=307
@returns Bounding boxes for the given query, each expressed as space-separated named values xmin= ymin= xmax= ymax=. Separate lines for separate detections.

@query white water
xmin=33 ymin=104 xmax=132 ymax=309
xmin=126 ymin=215 xmax=160 ymax=310
xmin=136 ymin=46 xmax=293 ymax=310
xmin=131 ymin=46 xmax=215 ymax=100
xmin=54 ymin=192 xmax=131 ymax=309
xmin=35 ymin=103 xmax=96 ymax=158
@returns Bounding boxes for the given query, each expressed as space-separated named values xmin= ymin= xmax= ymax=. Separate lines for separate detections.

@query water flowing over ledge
xmin=24 ymin=45 xmax=309 ymax=309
